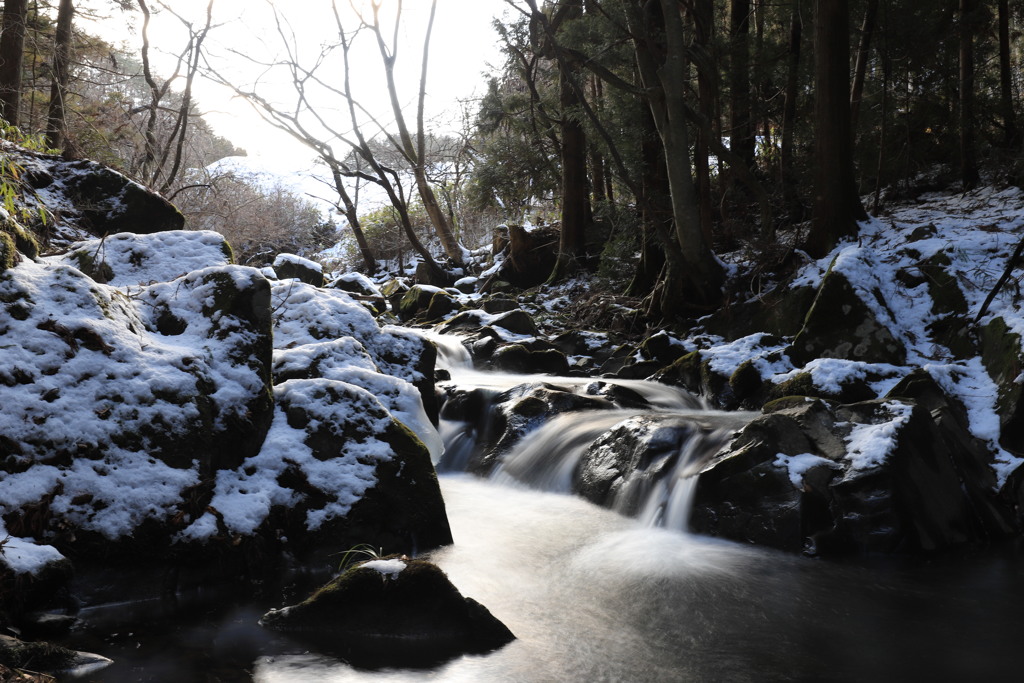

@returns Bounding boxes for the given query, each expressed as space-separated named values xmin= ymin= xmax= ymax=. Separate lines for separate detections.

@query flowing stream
xmin=61 ymin=335 xmax=1024 ymax=681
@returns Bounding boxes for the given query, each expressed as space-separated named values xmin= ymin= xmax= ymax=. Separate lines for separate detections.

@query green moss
xmin=0 ymin=216 xmax=38 ymax=259
xmin=67 ymin=248 xmax=114 ymax=284
xmin=0 ymin=233 xmax=16 ymax=274
xmin=790 ymin=267 xmax=906 ymax=366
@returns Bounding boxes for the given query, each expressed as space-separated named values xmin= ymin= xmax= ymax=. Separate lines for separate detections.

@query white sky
xmin=86 ymin=0 xmax=511 ymax=167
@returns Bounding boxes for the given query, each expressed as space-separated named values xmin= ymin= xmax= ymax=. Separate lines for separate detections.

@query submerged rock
xmin=259 ymin=556 xmax=514 ymax=668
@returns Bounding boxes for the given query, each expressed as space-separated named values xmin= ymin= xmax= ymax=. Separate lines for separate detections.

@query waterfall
xmin=426 ymin=332 xmax=755 ymax=534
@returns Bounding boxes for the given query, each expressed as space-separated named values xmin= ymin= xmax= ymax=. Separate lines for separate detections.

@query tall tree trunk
xmin=729 ymin=0 xmax=755 ymax=170
xmin=693 ymin=0 xmax=716 ymax=241
xmin=328 ymin=163 xmax=376 ymax=275
xmin=549 ymin=0 xmax=589 ymax=283
xmin=45 ymin=0 xmax=74 ymax=151
xmin=849 ymin=0 xmax=878 ymax=136
xmin=805 ymin=0 xmax=866 ymax=258
xmin=959 ymin=0 xmax=979 ymax=189
xmin=780 ymin=0 xmax=803 ymax=221
xmin=0 ymin=0 xmax=28 ymax=126
xmin=627 ymin=101 xmax=669 ymax=298
xmin=372 ymin=0 xmax=464 ymax=268
xmin=626 ymin=0 xmax=724 ymax=313
xmin=998 ymin=0 xmax=1019 ymax=150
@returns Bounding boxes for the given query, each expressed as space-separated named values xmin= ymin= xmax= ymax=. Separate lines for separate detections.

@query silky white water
xmin=254 ymin=475 xmax=1024 ymax=682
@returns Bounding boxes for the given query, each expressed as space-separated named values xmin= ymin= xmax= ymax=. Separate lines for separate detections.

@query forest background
xmin=0 ymin=0 xmax=1020 ymax=322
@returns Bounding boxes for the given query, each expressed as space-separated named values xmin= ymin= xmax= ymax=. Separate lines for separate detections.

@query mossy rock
xmin=979 ymin=316 xmax=1024 ymax=451
xmin=259 ymin=557 xmax=514 ymax=668
xmin=767 ymin=369 xmax=880 ymax=404
xmin=398 ymin=285 xmax=439 ymax=322
xmin=0 ymin=232 xmax=17 ymax=275
xmin=789 ymin=266 xmax=906 ymax=366
xmin=424 ymin=290 xmax=461 ymax=321
xmin=700 ymin=284 xmax=818 ymax=340
xmin=481 ymin=295 xmax=519 ymax=314
xmin=0 ymin=214 xmax=38 ymax=259
xmin=58 ymin=159 xmax=184 ymax=236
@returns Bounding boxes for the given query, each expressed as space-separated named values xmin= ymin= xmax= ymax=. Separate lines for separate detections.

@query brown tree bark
xmin=370 ymin=0 xmax=465 ymax=268
xmin=548 ymin=0 xmax=589 ymax=283
xmin=729 ymin=0 xmax=755 ymax=170
xmin=625 ymin=0 xmax=724 ymax=313
xmin=998 ymin=0 xmax=1019 ymax=150
xmin=45 ymin=0 xmax=74 ymax=151
xmin=780 ymin=0 xmax=803 ymax=221
xmin=0 ymin=0 xmax=28 ymax=126
xmin=805 ymin=0 xmax=866 ymax=258
xmin=959 ymin=0 xmax=979 ymax=189
xmin=693 ymin=0 xmax=716 ymax=241
xmin=849 ymin=0 xmax=878 ymax=136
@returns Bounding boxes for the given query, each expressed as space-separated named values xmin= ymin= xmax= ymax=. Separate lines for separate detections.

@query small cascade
xmin=490 ymin=410 xmax=749 ymax=533
xmin=427 ymin=332 xmax=755 ymax=534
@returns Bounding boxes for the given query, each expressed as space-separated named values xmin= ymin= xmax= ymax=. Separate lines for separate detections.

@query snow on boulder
xmin=53 ymin=230 xmax=234 ymax=286
xmin=0 ymin=258 xmax=274 ymax=552
xmin=177 ymin=379 xmax=451 ymax=557
xmin=7 ymin=141 xmax=183 ymax=245
xmin=690 ymin=392 xmax=1015 ymax=557
xmin=270 ymin=279 xmax=439 ymax=420
xmin=789 ymin=250 xmax=907 ymax=367
xmin=273 ymin=252 xmax=324 ymax=287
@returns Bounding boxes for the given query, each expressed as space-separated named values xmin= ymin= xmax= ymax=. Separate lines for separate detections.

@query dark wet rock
xmin=490 ymin=309 xmax=539 ymax=336
xmin=638 ymin=331 xmax=689 ymax=367
xmin=481 ymin=295 xmax=519 ymax=314
xmin=437 ymin=309 xmax=487 ymax=334
xmin=273 ymin=253 xmax=324 ymax=287
xmin=576 ymin=415 xmax=735 ymax=518
xmin=979 ymin=316 xmax=1024 ymax=452
xmin=491 ymin=344 xmax=569 ymax=375
xmin=788 ymin=265 xmax=906 ymax=366
xmin=259 ymin=556 xmax=514 ymax=668
xmin=690 ymin=392 xmax=1016 ymax=557
xmin=652 ymin=351 xmax=739 ymax=410
xmin=0 ymin=634 xmax=111 ymax=679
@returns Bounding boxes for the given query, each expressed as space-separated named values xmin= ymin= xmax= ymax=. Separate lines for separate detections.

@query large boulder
xmin=979 ymin=316 xmax=1024 ymax=451
xmin=788 ymin=254 xmax=906 ymax=366
xmin=273 ymin=253 xmax=324 ymax=287
xmin=0 ymin=258 xmax=275 ymax=556
xmin=13 ymin=144 xmax=183 ymax=241
xmin=270 ymin=279 xmax=439 ymax=422
xmin=176 ymin=379 xmax=452 ymax=560
xmin=259 ymin=556 xmax=514 ymax=668
xmin=0 ymin=229 xmax=452 ymax=621
xmin=690 ymin=389 xmax=1016 ymax=556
